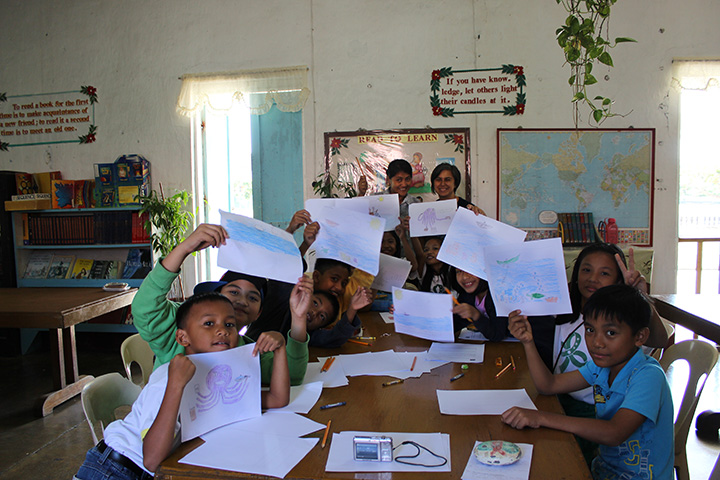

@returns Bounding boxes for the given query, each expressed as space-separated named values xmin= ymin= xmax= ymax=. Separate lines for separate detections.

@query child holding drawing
xmin=417 ymin=236 xmax=452 ymax=294
xmin=75 ymin=291 xmax=293 ymax=479
xmin=507 ymin=243 xmax=669 ymax=465
xmin=131 ymin=223 xmax=309 ymax=386
xmin=450 ymin=268 xmax=509 ymax=341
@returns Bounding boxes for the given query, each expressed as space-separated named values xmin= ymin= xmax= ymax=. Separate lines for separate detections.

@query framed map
xmin=497 ymin=128 xmax=655 ymax=246
xmin=324 ymin=128 xmax=471 ymax=202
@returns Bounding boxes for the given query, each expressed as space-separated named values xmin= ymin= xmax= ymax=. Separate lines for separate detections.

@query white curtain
xmin=176 ymin=66 xmax=310 ymax=116
xmin=672 ymin=60 xmax=720 ymax=90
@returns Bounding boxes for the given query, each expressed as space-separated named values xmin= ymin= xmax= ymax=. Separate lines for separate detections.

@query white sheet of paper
xmin=272 ymin=381 xmax=323 ymax=414
xmin=437 ymin=389 xmax=537 ymax=415
xmin=305 ymin=197 xmax=370 ymax=219
xmin=458 ymin=329 xmax=520 ymax=342
xmin=371 ymin=253 xmax=412 ymax=291
xmin=216 ymin=210 xmax=303 ymax=284
xmin=334 ymin=350 xmax=408 ymax=377
xmin=310 ymin=206 xmax=385 ymax=276
xmin=437 ymin=208 xmax=527 ymax=279
xmin=409 ymin=199 xmax=457 ymax=237
xmin=201 ymin=411 xmax=324 ymax=440
xmin=380 ymin=311 xmax=394 ymax=323
xmin=326 ymin=431 xmax=452 ymax=472
xmin=302 ymin=360 xmax=349 ymax=388
xmin=461 ymin=442 xmax=533 ymax=480
xmin=376 ymin=351 xmax=451 ymax=379
xmin=392 ymin=287 xmax=454 ymax=342
xmin=180 ymin=345 xmax=261 ymax=441
xmin=484 ymin=238 xmax=573 ymax=316
xmin=367 ymin=194 xmax=400 ymax=230
xmin=180 ymin=430 xmax=317 ymax=478
xmin=428 ymin=342 xmax=485 ymax=363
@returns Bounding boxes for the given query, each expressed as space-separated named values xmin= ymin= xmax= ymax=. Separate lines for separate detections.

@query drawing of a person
xmin=411 ymin=152 xmax=425 ymax=188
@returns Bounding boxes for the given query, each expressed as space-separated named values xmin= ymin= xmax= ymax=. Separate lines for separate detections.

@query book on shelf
xmin=557 ymin=212 xmax=599 ymax=245
xmin=89 ymin=260 xmax=111 ymax=279
xmin=121 ymin=248 xmax=152 ymax=279
xmin=70 ymin=258 xmax=95 ymax=280
xmin=23 ymin=252 xmax=54 ymax=279
xmin=106 ymin=260 xmax=124 ymax=279
xmin=51 ymin=179 xmax=76 ymax=209
xmin=46 ymin=254 xmax=76 ymax=279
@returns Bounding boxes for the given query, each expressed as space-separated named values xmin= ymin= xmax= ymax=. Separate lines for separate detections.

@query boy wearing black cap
xmin=131 ymin=224 xmax=309 ymax=385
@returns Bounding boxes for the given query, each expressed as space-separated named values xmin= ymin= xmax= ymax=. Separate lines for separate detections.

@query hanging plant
xmin=311 ymin=171 xmax=358 ymax=198
xmin=555 ymin=0 xmax=636 ymax=126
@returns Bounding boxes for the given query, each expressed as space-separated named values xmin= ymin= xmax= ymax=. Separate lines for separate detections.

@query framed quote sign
xmin=323 ymin=128 xmax=471 ymax=201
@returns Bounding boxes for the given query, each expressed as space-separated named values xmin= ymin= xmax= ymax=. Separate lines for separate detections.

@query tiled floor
xmin=0 ymin=331 xmax=718 ymax=480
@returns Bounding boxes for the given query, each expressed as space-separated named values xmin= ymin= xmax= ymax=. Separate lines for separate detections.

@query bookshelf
xmin=11 ymin=207 xmax=153 ymax=288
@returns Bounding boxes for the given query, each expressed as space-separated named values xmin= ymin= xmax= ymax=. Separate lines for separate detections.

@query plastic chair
xmin=81 ymin=372 xmax=142 ymax=444
xmin=120 ymin=333 xmax=155 ymax=387
xmin=659 ymin=340 xmax=719 ymax=480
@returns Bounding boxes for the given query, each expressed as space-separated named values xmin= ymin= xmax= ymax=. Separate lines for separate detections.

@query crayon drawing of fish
xmin=528 ymin=292 xmax=545 ymax=300
xmin=496 ymin=255 xmax=520 ymax=265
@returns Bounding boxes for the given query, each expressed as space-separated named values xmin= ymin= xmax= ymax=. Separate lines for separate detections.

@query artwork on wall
xmin=0 ymin=85 xmax=98 ymax=151
xmin=430 ymin=65 xmax=526 ymax=117
xmin=323 ymin=128 xmax=471 ymax=202
xmin=497 ymin=128 xmax=655 ymax=246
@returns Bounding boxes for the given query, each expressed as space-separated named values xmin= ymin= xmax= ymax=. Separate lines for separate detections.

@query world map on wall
xmin=498 ymin=130 xmax=653 ymax=230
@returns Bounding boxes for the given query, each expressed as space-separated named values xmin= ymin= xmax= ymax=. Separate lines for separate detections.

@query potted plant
xmin=312 ymin=171 xmax=358 ymax=198
xmin=136 ymin=183 xmax=193 ymax=299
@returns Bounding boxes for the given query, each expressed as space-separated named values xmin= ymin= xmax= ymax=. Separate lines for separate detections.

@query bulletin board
xmin=497 ymin=128 xmax=655 ymax=246
xmin=323 ymin=128 xmax=471 ymax=201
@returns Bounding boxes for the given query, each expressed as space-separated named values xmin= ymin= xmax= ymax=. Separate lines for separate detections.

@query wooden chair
xmin=659 ymin=340 xmax=719 ymax=480
xmin=81 ymin=372 xmax=142 ymax=444
xmin=120 ymin=333 xmax=155 ymax=387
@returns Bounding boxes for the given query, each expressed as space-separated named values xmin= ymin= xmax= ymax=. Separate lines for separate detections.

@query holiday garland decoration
xmin=430 ymin=65 xmax=526 ymax=117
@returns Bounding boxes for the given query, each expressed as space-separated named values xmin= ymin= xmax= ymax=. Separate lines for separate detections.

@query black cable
xmin=393 ymin=440 xmax=448 ymax=468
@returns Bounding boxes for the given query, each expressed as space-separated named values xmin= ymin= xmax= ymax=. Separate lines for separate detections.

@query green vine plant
xmin=555 ymin=0 xmax=636 ymax=126
xmin=312 ymin=171 xmax=358 ymax=198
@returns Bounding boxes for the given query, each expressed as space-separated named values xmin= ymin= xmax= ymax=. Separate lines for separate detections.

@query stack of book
xmin=22 ymin=248 xmax=151 ymax=280
xmin=557 ymin=212 xmax=599 ymax=245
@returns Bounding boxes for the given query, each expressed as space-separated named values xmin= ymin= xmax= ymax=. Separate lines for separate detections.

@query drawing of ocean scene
xmin=392 ymin=287 xmax=454 ymax=342
xmin=312 ymin=206 xmax=385 ymax=275
xmin=484 ymin=238 xmax=572 ymax=316
xmin=437 ymin=208 xmax=526 ymax=279
xmin=217 ymin=210 xmax=303 ymax=284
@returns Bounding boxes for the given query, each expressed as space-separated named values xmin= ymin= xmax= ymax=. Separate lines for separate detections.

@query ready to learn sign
xmin=0 ymin=86 xmax=98 ymax=150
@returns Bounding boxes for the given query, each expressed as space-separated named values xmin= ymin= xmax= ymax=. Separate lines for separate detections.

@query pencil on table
xmin=321 ymin=357 xmax=334 ymax=372
xmin=495 ymin=362 xmax=512 ymax=379
xmin=411 ymin=356 xmax=417 ymax=371
xmin=511 ymin=355 xmax=516 ymax=371
xmin=347 ymin=338 xmax=372 ymax=346
xmin=321 ymin=420 xmax=332 ymax=449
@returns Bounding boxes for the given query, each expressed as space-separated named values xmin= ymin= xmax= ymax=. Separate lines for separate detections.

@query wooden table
xmin=156 ymin=313 xmax=591 ymax=480
xmin=0 ymin=287 xmax=137 ymax=416
xmin=651 ymin=294 xmax=720 ymax=344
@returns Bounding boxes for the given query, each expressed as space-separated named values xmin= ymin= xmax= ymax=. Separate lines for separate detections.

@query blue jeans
xmin=75 ymin=444 xmax=143 ymax=480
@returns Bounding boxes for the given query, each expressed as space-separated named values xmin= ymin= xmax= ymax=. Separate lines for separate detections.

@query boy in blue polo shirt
xmin=503 ymin=284 xmax=673 ymax=480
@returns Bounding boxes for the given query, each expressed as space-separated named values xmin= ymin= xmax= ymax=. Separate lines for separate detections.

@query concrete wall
xmin=2 ymin=0 xmax=719 ymax=293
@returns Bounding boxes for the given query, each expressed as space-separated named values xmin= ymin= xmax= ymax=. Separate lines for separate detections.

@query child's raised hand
xmin=286 ymin=210 xmax=312 ymax=234
xmin=452 ymin=303 xmax=480 ymax=323
xmin=350 ymin=287 xmax=373 ymax=311
xmin=399 ymin=216 xmax=411 ymax=233
xmin=501 ymin=406 xmax=543 ymax=430
xmin=615 ymin=248 xmax=648 ymax=293
xmin=303 ymin=221 xmax=320 ymax=246
xmin=467 ymin=204 xmax=486 ymax=216
xmin=289 ymin=275 xmax=313 ymax=318
xmin=162 ymin=224 xmax=227 ymax=273
xmin=508 ymin=309 xmax=533 ymax=343
xmin=253 ymin=331 xmax=286 ymax=356
xmin=358 ymin=175 xmax=368 ymax=196
xmin=167 ymin=354 xmax=196 ymax=389
xmin=183 ymin=224 xmax=228 ymax=253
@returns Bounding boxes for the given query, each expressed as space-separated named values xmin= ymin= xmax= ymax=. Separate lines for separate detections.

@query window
xmin=674 ymin=61 xmax=720 ymax=296
xmin=178 ymin=67 xmax=310 ymax=282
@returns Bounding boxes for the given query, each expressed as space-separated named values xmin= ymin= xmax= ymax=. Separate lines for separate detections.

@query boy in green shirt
xmin=131 ymin=223 xmax=309 ymax=385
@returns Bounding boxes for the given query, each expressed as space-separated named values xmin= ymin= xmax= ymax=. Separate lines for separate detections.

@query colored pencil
xmin=495 ymin=363 xmax=512 ymax=379
xmin=321 ymin=420 xmax=332 ymax=449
